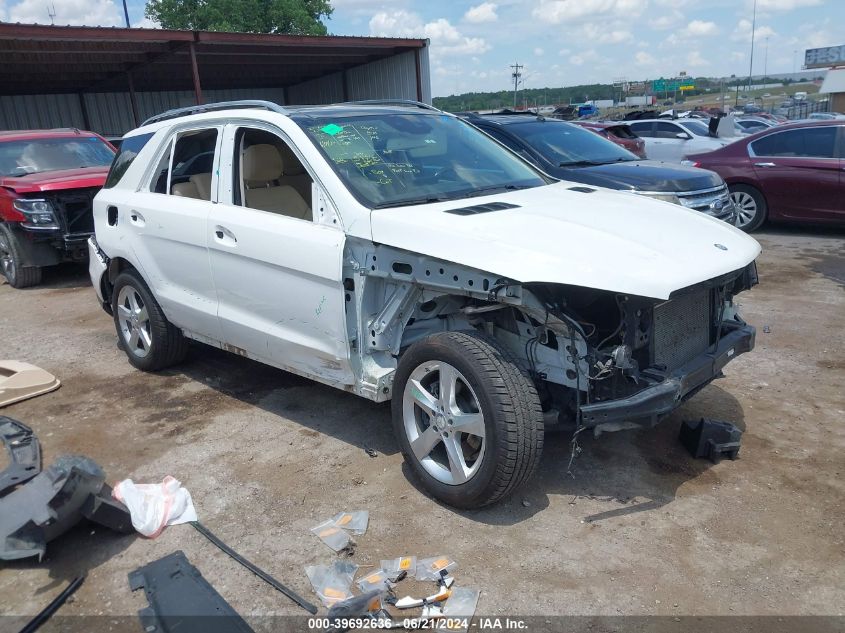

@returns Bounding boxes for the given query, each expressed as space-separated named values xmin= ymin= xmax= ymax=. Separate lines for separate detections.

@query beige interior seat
xmin=171 ymin=181 xmax=201 ymax=198
xmin=276 ymin=144 xmax=313 ymax=205
xmin=242 ymin=144 xmax=311 ymax=220
xmin=190 ymin=173 xmax=212 ymax=200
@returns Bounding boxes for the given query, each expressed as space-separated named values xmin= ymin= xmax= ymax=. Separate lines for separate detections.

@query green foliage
xmin=145 ymin=0 xmax=333 ymax=35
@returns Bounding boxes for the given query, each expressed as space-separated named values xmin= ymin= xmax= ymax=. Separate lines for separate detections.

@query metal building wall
xmin=286 ymin=71 xmax=345 ymax=105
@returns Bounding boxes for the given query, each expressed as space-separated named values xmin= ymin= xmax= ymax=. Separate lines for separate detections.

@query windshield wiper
xmin=458 ymin=184 xmax=530 ymax=199
xmin=559 ymin=160 xmax=604 ymax=167
xmin=372 ymin=195 xmax=455 ymax=209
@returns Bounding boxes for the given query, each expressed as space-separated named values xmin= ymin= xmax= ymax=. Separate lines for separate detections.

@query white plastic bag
xmin=113 ymin=476 xmax=197 ymax=538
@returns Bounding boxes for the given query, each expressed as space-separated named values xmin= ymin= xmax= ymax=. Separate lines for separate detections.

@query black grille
xmin=43 ymin=187 xmax=98 ymax=236
xmin=445 ymin=201 xmax=519 ymax=216
xmin=653 ymin=288 xmax=711 ymax=371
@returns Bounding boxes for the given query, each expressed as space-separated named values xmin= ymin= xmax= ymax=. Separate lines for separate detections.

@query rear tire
xmin=729 ymin=184 xmax=767 ymax=232
xmin=0 ymin=225 xmax=42 ymax=288
xmin=112 ymin=270 xmax=188 ymax=371
xmin=391 ymin=331 xmax=544 ymax=509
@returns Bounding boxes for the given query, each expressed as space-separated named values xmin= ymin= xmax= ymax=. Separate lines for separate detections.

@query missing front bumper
xmin=579 ymin=323 xmax=755 ymax=430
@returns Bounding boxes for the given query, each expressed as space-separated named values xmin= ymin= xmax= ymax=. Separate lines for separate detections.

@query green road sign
xmin=652 ymin=78 xmax=695 ymax=92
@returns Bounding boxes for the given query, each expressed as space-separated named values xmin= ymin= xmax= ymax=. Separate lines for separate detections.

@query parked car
xmin=808 ymin=112 xmax=845 ymax=120
xmin=90 ymin=100 xmax=760 ymax=508
xmin=734 ymin=117 xmax=776 ymax=134
xmin=0 ymin=128 xmax=115 ymax=288
xmin=461 ymin=113 xmax=735 ymax=222
xmin=626 ymin=118 xmax=737 ymax=162
xmin=571 ymin=121 xmax=647 ymax=158
xmin=685 ymin=120 xmax=845 ymax=231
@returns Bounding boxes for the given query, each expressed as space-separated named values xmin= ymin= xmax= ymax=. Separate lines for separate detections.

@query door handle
xmin=213 ymin=225 xmax=237 ymax=245
xmin=128 ymin=210 xmax=145 ymax=227
xmin=754 ymin=162 xmax=776 ymax=167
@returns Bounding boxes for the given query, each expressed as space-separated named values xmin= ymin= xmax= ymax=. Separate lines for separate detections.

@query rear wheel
xmin=112 ymin=270 xmax=188 ymax=371
xmin=730 ymin=184 xmax=767 ymax=232
xmin=392 ymin=331 xmax=544 ymax=509
xmin=0 ymin=225 xmax=42 ymax=288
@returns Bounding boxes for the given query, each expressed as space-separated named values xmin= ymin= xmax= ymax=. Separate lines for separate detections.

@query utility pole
xmin=122 ymin=0 xmax=131 ymax=27
xmin=510 ymin=62 xmax=523 ymax=109
xmin=747 ymin=0 xmax=757 ymax=92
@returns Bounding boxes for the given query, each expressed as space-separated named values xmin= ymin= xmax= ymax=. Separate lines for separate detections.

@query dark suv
xmin=460 ymin=113 xmax=736 ymax=223
xmin=0 ymin=129 xmax=114 ymax=287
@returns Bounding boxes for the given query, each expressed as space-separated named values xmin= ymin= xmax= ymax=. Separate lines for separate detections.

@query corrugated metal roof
xmin=0 ymin=23 xmax=427 ymax=95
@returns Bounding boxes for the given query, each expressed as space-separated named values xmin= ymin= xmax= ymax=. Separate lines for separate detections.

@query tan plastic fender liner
xmin=0 ymin=361 xmax=61 ymax=408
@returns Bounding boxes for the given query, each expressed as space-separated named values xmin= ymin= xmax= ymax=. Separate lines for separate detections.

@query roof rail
xmin=141 ymin=100 xmax=287 ymax=126
xmin=336 ymin=99 xmax=442 ymax=113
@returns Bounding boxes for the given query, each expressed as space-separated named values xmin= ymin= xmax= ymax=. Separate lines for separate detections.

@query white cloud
xmin=370 ymin=10 xmax=489 ymax=56
xmin=731 ymin=19 xmax=777 ymax=42
xmin=686 ymin=50 xmax=709 ymax=68
xmin=579 ymin=22 xmax=633 ymax=44
xmin=133 ymin=16 xmax=159 ymax=29
xmin=532 ymin=0 xmax=643 ymax=24
xmin=534 ymin=47 xmax=544 ymax=56
xmin=635 ymin=50 xmax=656 ymax=66
xmin=650 ymin=12 xmax=682 ymax=30
xmin=682 ymin=20 xmax=718 ymax=37
xmin=756 ymin=0 xmax=822 ymax=9
xmin=464 ymin=2 xmax=498 ymax=23
xmin=569 ymin=49 xmax=602 ymax=66
xmin=7 ymin=0 xmax=122 ymax=25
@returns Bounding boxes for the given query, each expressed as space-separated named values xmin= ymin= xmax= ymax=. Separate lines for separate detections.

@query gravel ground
xmin=0 ymin=227 xmax=843 ymax=629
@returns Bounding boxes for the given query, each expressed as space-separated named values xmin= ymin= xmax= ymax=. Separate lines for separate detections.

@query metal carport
xmin=0 ymin=24 xmax=430 ymax=135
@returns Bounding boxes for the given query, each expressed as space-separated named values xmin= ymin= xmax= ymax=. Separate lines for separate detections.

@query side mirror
xmin=676 ymin=132 xmax=692 ymax=140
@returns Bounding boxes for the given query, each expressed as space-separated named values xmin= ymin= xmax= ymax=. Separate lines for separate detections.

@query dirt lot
xmin=0 ymin=227 xmax=843 ymax=628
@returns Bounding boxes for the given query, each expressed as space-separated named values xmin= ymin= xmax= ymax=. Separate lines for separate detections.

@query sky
xmin=0 ymin=0 xmax=840 ymax=96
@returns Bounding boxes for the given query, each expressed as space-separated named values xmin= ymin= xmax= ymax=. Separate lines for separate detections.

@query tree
xmin=145 ymin=0 xmax=333 ymax=35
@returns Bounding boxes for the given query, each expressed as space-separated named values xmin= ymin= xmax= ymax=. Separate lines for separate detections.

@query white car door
xmin=122 ymin=126 xmax=224 ymax=341
xmin=207 ymin=122 xmax=352 ymax=386
xmin=649 ymin=121 xmax=690 ymax=162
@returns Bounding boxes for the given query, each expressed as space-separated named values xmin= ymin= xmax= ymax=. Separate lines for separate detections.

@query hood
xmin=552 ymin=160 xmax=723 ymax=193
xmin=0 ymin=166 xmax=109 ymax=194
xmin=369 ymin=182 xmax=760 ymax=300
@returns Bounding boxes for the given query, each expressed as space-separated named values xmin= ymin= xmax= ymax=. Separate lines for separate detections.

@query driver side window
xmin=655 ymin=122 xmax=683 ymax=139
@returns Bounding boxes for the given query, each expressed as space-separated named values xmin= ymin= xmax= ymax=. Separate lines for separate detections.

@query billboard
xmin=805 ymin=45 xmax=845 ymax=69
xmin=652 ymin=78 xmax=695 ymax=92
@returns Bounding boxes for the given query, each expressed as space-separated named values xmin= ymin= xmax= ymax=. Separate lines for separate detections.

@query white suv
xmin=627 ymin=118 xmax=736 ymax=162
xmin=89 ymin=100 xmax=761 ymax=508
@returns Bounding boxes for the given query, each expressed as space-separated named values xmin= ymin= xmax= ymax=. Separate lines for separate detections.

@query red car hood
xmin=0 ymin=166 xmax=108 ymax=194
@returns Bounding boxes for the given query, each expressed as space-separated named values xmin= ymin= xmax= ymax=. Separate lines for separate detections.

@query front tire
xmin=0 ymin=225 xmax=42 ymax=288
xmin=392 ymin=331 xmax=544 ymax=509
xmin=112 ymin=270 xmax=188 ymax=371
xmin=730 ymin=184 xmax=767 ymax=232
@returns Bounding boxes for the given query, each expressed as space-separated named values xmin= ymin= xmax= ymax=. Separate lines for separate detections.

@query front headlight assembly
xmin=13 ymin=199 xmax=60 ymax=230
xmin=636 ymin=192 xmax=682 ymax=206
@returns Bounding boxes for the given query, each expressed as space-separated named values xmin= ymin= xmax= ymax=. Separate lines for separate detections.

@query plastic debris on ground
xmin=356 ymin=569 xmax=391 ymax=593
xmin=113 ymin=476 xmax=197 ymax=538
xmin=440 ymin=587 xmax=480 ymax=632
xmin=310 ymin=519 xmax=351 ymax=552
xmin=329 ymin=510 xmax=369 ymax=535
xmin=326 ymin=588 xmax=384 ymax=619
xmin=305 ymin=560 xmax=358 ymax=607
xmin=381 ymin=555 xmax=417 ymax=577
xmin=416 ymin=556 xmax=457 ymax=581
xmin=394 ymin=587 xmax=451 ymax=609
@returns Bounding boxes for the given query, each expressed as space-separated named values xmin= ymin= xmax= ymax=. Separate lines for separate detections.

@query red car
xmin=686 ymin=120 xmax=844 ymax=232
xmin=0 ymin=129 xmax=115 ymax=287
xmin=572 ymin=121 xmax=647 ymax=159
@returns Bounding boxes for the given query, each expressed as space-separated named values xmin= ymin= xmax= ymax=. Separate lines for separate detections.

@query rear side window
xmin=149 ymin=128 xmax=218 ymax=200
xmin=750 ymin=127 xmax=837 ymax=158
xmin=628 ymin=122 xmax=653 ymax=138
xmin=103 ymin=132 xmax=153 ymax=189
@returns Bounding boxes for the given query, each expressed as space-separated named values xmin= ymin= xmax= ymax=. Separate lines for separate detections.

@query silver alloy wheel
xmin=402 ymin=361 xmax=486 ymax=485
xmin=117 ymin=284 xmax=152 ymax=358
xmin=731 ymin=190 xmax=758 ymax=228
xmin=0 ymin=233 xmax=14 ymax=281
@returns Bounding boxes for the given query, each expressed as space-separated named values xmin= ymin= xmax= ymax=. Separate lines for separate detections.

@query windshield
xmin=296 ymin=113 xmax=547 ymax=208
xmin=678 ymin=120 xmax=712 ymax=137
xmin=0 ymin=136 xmax=114 ymax=177
xmin=511 ymin=121 xmax=637 ymax=166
